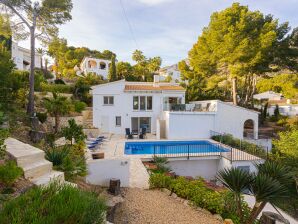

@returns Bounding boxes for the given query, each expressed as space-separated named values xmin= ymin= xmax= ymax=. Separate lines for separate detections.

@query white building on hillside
xmin=11 ymin=42 xmax=42 ymax=70
xmin=253 ymin=91 xmax=283 ymax=101
xmin=159 ymin=64 xmax=181 ymax=82
xmin=91 ymin=76 xmax=259 ymax=140
xmin=79 ymin=57 xmax=111 ymax=79
xmin=92 ymin=76 xmax=186 ymax=134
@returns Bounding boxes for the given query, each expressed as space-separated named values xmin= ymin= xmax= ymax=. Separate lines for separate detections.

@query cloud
xmin=136 ymin=0 xmax=174 ymax=6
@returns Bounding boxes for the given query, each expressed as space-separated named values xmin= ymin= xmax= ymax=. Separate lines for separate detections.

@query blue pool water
xmin=124 ymin=140 xmax=229 ymax=155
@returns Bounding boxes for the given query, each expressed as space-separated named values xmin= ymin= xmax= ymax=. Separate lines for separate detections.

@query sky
xmin=19 ymin=0 xmax=298 ymax=66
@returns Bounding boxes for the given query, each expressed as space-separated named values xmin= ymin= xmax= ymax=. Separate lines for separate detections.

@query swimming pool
xmin=124 ymin=140 xmax=229 ymax=155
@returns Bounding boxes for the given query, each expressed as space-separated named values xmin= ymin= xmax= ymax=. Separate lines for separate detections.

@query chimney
xmin=154 ymin=74 xmax=160 ymax=83
xmin=153 ymin=75 xmax=160 ymax=87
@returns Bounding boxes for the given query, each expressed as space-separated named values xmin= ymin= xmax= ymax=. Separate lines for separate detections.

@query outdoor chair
xmin=125 ymin=128 xmax=133 ymax=139
xmin=139 ymin=128 xmax=147 ymax=139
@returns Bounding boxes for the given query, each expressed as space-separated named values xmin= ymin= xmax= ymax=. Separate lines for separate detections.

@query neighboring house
xmin=159 ymin=64 xmax=181 ymax=82
xmin=78 ymin=57 xmax=111 ymax=79
xmin=91 ymin=76 xmax=259 ymax=140
xmin=267 ymin=104 xmax=298 ymax=117
xmin=253 ymin=91 xmax=283 ymax=101
xmin=254 ymin=91 xmax=298 ymax=116
xmin=11 ymin=42 xmax=42 ymax=70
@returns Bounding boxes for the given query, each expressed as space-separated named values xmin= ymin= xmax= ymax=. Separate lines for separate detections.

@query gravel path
xmin=114 ymin=188 xmax=222 ymax=224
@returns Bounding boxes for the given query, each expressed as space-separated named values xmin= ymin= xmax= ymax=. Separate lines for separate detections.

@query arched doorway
xmin=99 ymin=62 xmax=106 ymax=69
xmin=243 ymin=119 xmax=254 ymax=139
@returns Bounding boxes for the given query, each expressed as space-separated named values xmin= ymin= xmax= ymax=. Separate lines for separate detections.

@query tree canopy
xmin=182 ymin=3 xmax=298 ymax=105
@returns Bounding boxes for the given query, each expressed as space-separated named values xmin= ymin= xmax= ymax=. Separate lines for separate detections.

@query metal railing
xmin=152 ymin=143 xmax=226 ymax=160
xmin=210 ymin=130 xmax=268 ymax=161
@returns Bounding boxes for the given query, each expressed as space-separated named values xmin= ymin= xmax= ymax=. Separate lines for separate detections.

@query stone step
xmin=23 ymin=160 xmax=53 ymax=179
xmin=31 ymin=171 xmax=65 ymax=186
xmin=5 ymin=138 xmax=46 ymax=167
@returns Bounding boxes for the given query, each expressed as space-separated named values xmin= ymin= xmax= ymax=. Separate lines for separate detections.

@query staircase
xmin=5 ymin=138 xmax=75 ymax=187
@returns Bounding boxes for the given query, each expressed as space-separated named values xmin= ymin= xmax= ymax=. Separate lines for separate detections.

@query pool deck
xmin=86 ymin=134 xmax=262 ymax=162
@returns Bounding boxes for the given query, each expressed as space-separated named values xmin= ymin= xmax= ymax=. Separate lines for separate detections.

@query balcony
xmin=163 ymin=101 xmax=217 ymax=112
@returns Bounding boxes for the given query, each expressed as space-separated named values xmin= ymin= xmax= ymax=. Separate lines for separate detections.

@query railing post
xmin=230 ymin=147 xmax=233 ymax=162
xmin=187 ymin=144 xmax=190 ymax=160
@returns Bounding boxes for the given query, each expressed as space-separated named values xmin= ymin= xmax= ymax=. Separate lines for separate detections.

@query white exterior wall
xmin=86 ymin=159 xmax=131 ymax=187
xmin=168 ymin=158 xmax=219 ymax=180
xmin=214 ymin=101 xmax=259 ymax=139
xmin=11 ymin=42 xmax=41 ymax=70
xmin=232 ymin=160 xmax=264 ymax=174
xmin=164 ymin=100 xmax=259 ymax=140
xmin=92 ymin=80 xmax=185 ymax=134
xmin=164 ymin=112 xmax=216 ymax=139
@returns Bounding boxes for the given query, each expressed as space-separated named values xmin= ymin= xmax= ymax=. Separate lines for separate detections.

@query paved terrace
xmin=86 ymin=134 xmax=262 ymax=162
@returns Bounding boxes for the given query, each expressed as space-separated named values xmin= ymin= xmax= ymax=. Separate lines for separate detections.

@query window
xmin=140 ymin=96 xmax=146 ymax=110
xmin=133 ymin=96 xmax=153 ymax=111
xmin=147 ymin=96 xmax=152 ymax=110
xmin=103 ymin=96 xmax=114 ymax=105
xmin=116 ymin=116 xmax=121 ymax=126
xmin=133 ymin=96 xmax=139 ymax=110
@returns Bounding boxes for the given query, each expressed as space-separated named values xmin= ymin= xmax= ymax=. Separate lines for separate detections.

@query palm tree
xmin=217 ymin=161 xmax=292 ymax=224
xmin=245 ymin=161 xmax=293 ymax=224
xmin=217 ymin=167 xmax=253 ymax=223
xmin=44 ymin=92 xmax=72 ymax=133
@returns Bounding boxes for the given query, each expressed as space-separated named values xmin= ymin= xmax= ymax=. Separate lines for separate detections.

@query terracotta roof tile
xmin=124 ymin=84 xmax=185 ymax=91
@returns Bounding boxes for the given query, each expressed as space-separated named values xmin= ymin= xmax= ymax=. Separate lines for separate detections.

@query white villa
xmin=159 ymin=63 xmax=181 ymax=82
xmin=78 ymin=57 xmax=111 ymax=79
xmin=91 ymin=76 xmax=259 ymax=140
xmin=253 ymin=91 xmax=283 ymax=101
xmin=11 ymin=42 xmax=42 ymax=70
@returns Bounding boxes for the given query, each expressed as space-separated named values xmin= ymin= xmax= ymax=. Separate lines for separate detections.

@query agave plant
xmin=45 ymin=147 xmax=69 ymax=166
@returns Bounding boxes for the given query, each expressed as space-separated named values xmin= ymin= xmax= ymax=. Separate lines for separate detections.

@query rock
xmin=171 ymin=193 xmax=177 ymax=199
xmin=161 ymin=188 xmax=171 ymax=195
xmin=213 ymin=214 xmax=223 ymax=222
xmin=224 ymin=219 xmax=234 ymax=224
xmin=196 ymin=207 xmax=212 ymax=216
xmin=183 ymin=200 xmax=189 ymax=206
xmin=106 ymin=195 xmax=124 ymax=207
xmin=29 ymin=130 xmax=46 ymax=143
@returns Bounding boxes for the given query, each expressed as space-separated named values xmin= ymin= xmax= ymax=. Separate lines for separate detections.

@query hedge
xmin=40 ymin=83 xmax=74 ymax=94
xmin=211 ymin=134 xmax=267 ymax=159
xmin=149 ymin=173 xmax=250 ymax=224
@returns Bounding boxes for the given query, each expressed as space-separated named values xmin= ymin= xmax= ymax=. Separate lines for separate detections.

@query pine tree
xmin=108 ymin=55 xmax=117 ymax=82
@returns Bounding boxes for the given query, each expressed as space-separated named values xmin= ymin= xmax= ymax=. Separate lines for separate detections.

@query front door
xmin=101 ymin=116 xmax=109 ymax=133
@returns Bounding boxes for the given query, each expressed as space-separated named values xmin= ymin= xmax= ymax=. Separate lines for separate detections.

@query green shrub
xmin=36 ymin=112 xmax=47 ymax=123
xmin=45 ymin=147 xmax=69 ymax=166
xmin=149 ymin=173 xmax=172 ymax=189
xmin=74 ymin=101 xmax=87 ymax=113
xmin=149 ymin=173 xmax=248 ymax=220
xmin=212 ymin=134 xmax=267 ymax=159
xmin=46 ymin=145 xmax=87 ymax=181
xmin=0 ymin=161 xmax=23 ymax=187
xmin=0 ymin=129 xmax=9 ymax=159
xmin=152 ymin=156 xmax=171 ymax=174
xmin=41 ymin=83 xmax=74 ymax=94
xmin=54 ymin=79 xmax=66 ymax=85
xmin=0 ymin=182 xmax=106 ymax=224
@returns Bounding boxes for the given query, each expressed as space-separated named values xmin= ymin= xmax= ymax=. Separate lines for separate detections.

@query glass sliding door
xmin=131 ymin=117 xmax=151 ymax=133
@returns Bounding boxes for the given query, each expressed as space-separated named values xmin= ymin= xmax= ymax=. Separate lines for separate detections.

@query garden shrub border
xmin=149 ymin=173 xmax=250 ymax=224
